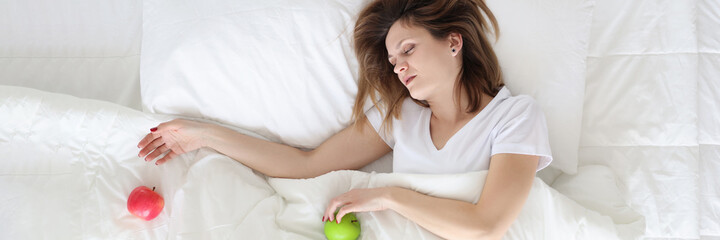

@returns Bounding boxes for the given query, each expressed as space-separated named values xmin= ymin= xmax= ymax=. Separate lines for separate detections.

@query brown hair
xmin=351 ymin=0 xmax=503 ymax=134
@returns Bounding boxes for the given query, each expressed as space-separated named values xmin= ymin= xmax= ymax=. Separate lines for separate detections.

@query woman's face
xmin=385 ymin=21 xmax=461 ymax=101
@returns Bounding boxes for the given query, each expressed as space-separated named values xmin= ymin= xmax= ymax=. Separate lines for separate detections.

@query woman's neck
xmin=427 ymin=86 xmax=473 ymax=124
xmin=426 ymin=86 xmax=492 ymax=125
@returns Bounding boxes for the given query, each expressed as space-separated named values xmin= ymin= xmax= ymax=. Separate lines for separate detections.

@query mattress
xmin=571 ymin=0 xmax=720 ymax=239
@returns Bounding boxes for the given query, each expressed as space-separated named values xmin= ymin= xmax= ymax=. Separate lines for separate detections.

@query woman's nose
xmin=394 ymin=61 xmax=407 ymax=74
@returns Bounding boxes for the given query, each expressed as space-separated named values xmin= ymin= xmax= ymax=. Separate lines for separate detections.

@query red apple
xmin=127 ymin=186 xmax=164 ymax=221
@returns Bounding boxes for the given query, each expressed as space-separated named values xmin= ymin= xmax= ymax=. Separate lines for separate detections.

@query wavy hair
xmin=351 ymin=0 xmax=503 ymax=134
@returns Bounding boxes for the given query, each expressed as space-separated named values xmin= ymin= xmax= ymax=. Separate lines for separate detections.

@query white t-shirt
xmin=365 ymin=86 xmax=553 ymax=174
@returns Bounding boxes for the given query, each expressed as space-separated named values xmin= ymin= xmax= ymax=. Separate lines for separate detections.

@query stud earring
xmin=452 ymin=48 xmax=456 ymax=52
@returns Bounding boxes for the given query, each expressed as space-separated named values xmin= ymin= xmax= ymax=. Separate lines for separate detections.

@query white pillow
xmin=141 ymin=0 xmax=594 ymax=174
xmin=140 ymin=0 xmax=371 ymax=149
xmin=487 ymin=0 xmax=595 ymax=174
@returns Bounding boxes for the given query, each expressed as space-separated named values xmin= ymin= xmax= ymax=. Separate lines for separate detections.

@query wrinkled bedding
xmin=0 ymin=86 xmax=638 ymax=239
xmin=1 ymin=0 xmax=717 ymax=239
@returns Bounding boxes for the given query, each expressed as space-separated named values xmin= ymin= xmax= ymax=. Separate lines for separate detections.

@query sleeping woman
xmin=136 ymin=0 xmax=553 ymax=238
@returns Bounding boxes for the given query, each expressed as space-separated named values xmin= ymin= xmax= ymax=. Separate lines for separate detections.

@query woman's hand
xmin=322 ymin=187 xmax=394 ymax=223
xmin=137 ymin=119 xmax=210 ymax=165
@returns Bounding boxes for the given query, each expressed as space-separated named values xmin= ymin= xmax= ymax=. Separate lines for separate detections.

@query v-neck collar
xmin=423 ymin=87 xmax=509 ymax=152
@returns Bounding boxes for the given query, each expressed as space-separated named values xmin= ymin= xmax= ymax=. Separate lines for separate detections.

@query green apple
xmin=324 ymin=212 xmax=361 ymax=240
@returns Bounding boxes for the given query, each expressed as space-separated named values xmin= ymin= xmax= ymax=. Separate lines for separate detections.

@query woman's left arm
xmin=323 ymin=153 xmax=539 ymax=240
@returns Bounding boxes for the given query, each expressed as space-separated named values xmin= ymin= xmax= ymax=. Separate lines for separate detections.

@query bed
xmin=1 ymin=0 xmax=718 ymax=239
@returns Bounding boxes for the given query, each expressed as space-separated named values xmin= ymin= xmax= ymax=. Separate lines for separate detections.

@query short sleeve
xmin=491 ymin=97 xmax=553 ymax=171
xmin=364 ymin=105 xmax=395 ymax=148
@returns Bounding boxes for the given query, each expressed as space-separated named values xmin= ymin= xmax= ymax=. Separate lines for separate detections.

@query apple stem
xmin=152 ymin=187 xmax=156 ymax=191
xmin=351 ymin=220 xmax=358 ymax=223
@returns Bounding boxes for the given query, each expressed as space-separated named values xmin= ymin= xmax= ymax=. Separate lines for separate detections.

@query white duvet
xmin=0 ymin=86 xmax=635 ymax=239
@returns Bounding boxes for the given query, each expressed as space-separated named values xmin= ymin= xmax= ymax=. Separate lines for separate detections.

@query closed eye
xmin=404 ymin=46 xmax=414 ymax=54
xmin=389 ymin=45 xmax=415 ymax=67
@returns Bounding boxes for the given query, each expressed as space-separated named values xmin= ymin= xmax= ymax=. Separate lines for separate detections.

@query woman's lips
xmin=404 ymin=75 xmax=416 ymax=85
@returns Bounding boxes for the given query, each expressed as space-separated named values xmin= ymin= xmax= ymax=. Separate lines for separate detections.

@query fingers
xmin=324 ymin=196 xmax=348 ymax=223
xmin=139 ymin=136 xmax=164 ymax=158
xmin=137 ymin=132 xmax=158 ymax=149
xmin=137 ymin=121 xmax=183 ymax=166
xmin=155 ymin=151 xmax=178 ymax=165
xmin=335 ymin=205 xmax=354 ymax=224
xmin=143 ymin=143 xmax=168 ymax=162
xmin=138 ymin=121 xmax=175 ymax=148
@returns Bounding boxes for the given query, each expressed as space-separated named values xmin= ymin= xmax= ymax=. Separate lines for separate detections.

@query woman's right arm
xmin=137 ymin=119 xmax=391 ymax=179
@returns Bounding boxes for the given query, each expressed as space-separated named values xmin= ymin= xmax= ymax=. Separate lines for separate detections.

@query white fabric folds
xmin=0 ymin=86 xmax=636 ymax=239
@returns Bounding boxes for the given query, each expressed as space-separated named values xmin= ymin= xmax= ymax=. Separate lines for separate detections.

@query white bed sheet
xmin=0 ymin=86 xmax=636 ymax=239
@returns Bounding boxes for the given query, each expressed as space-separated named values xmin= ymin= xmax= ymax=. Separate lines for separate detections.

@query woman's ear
xmin=448 ymin=32 xmax=463 ymax=57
